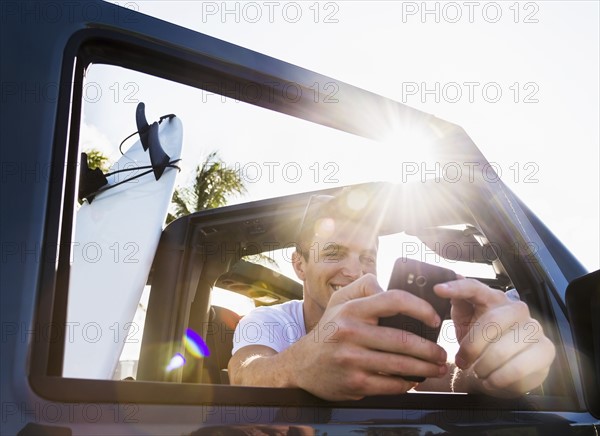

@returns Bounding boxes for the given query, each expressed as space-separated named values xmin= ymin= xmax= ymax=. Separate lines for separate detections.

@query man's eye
xmin=362 ymin=256 xmax=376 ymax=265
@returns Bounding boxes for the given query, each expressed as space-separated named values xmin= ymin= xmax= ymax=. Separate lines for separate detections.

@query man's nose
xmin=341 ymin=255 xmax=364 ymax=280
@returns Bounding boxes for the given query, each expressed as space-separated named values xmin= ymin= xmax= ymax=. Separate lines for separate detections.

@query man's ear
xmin=292 ymin=250 xmax=306 ymax=281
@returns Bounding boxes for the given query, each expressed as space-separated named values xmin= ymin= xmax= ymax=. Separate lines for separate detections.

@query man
xmin=228 ymin=192 xmax=556 ymax=401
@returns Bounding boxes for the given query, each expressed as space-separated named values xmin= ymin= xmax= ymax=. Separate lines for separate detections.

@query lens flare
xmin=345 ymin=189 xmax=369 ymax=212
xmin=314 ymin=217 xmax=335 ymax=239
xmin=166 ymin=353 xmax=186 ymax=372
xmin=183 ymin=328 xmax=210 ymax=358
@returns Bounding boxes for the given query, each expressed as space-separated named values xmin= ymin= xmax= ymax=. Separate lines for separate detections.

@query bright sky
xmin=95 ymin=0 xmax=598 ymax=272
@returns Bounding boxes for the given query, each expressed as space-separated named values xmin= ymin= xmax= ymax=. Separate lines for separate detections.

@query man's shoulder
xmin=244 ymin=299 xmax=304 ymax=320
xmin=232 ymin=300 xmax=306 ymax=354
xmin=268 ymin=299 xmax=304 ymax=313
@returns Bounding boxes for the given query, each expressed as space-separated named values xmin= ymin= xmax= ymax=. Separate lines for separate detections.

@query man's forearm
xmin=229 ymin=346 xmax=298 ymax=388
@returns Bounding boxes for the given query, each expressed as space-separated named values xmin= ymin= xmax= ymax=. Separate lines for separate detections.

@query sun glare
xmin=371 ymin=114 xmax=450 ymax=186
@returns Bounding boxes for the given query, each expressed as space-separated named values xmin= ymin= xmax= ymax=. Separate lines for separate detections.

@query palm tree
xmin=85 ymin=148 xmax=111 ymax=173
xmin=167 ymin=151 xmax=245 ymax=223
xmin=78 ymin=148 xmax=111 ymax=205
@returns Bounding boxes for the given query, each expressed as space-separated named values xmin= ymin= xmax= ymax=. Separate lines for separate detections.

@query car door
xmin=1 ymin=1 xmax=598 ymax=435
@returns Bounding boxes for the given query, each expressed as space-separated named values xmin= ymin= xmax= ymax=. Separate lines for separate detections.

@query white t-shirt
xmin=231 ymin=299 xmax=306 ymax=355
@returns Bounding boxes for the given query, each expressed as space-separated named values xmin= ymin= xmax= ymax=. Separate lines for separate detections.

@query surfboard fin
xmin=78 ymin=152 xmax=108 ymax=204
xmin=147 ymin=121 xmax=171 ymax=180
xmin=136 ymin=102 xmax=151 ymax=150
xmin=136 ymin=102 xmax=171 ymax=180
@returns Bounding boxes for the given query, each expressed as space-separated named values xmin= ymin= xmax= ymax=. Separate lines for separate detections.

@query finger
xmin=498 ymin=368 xmax=551 ymax=398
xmin=346 ymin=289 xmax=442 ymax=328
xmin=455 ymin=302 xmax=531 ymax=369
xmin=372 ymin=350 xmax=449 ymax=380
xmin=434 ymin=278 xmax=507 ymax=309
xmin=329 ymin=273 xmax=383 ymax=305
xmin=352 ymin=323 xmax=448 ymax=364
xmin=449 ymin=298 xmax=478 ymax=340
xmin=479 ymin=336 xmax=555 ymax=394
xmin=471 ymin=320 xmax=539 ymax=379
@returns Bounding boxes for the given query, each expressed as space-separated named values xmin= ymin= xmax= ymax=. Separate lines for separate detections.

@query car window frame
xmin=28 ymin=16 xmax=585 ymax=417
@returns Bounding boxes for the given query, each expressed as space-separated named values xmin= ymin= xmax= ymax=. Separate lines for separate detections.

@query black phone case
xmin=378 ymin=258 xmax=456 ymax=382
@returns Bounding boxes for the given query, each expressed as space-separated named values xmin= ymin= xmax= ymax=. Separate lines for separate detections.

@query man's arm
xmin=228 ymin=345 xmax=296 ymax=388
xmin=228 ymin=274 xmax=449 ymax=401
xmin=230 ymin=278 xmax=555 ymax=399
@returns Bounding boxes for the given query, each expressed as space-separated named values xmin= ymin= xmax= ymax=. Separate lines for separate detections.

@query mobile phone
xmin=378 ymin=258 xmax=456 ymax=382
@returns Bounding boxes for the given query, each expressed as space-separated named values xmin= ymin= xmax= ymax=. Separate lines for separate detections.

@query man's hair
xmin=294 ymin=188 xmax=381 ymax=261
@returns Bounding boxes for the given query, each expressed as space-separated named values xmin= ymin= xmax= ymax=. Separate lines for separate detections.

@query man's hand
xmin=229 ymin=273 xmax=449 ymax=401
xmin=288 ymin=274 xmax=448 ymax=400
xmin=434 ymin=279 xmax=556 ymax=397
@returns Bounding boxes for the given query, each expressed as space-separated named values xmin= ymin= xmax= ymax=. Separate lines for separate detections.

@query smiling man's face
xmin=293 ymin=218 xmax=378 ymax=327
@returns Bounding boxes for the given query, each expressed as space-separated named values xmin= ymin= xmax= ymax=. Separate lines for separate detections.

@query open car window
xmin=62 ymin=59 xmax=572 ymax=397
xmin=63 ymin=59 xmax=577 ymax=404
xmin=70 ymin=65 xmax=517 ymax=385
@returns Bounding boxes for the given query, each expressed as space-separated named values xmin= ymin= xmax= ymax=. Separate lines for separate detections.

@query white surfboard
xmin=64 ymin=112 xmax=183 ymax=379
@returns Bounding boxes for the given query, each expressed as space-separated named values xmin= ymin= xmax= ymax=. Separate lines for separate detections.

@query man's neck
xmin=301 ymin=299 xmax=324 ymax=333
